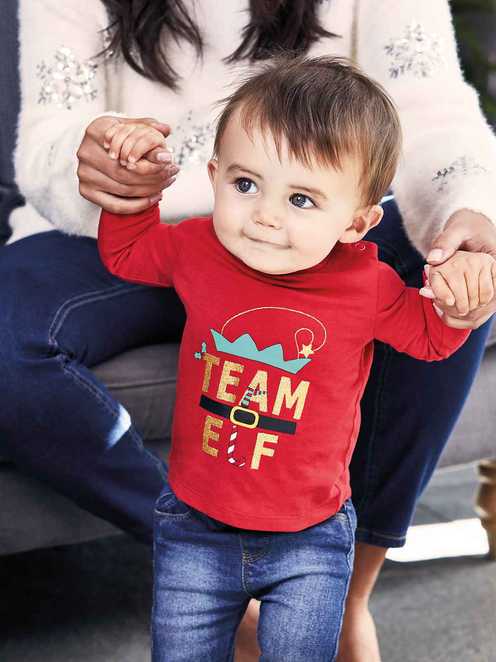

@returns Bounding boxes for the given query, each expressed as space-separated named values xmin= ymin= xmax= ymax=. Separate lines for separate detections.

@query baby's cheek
xmin=300 ymin=227 xmax=335 ymax=259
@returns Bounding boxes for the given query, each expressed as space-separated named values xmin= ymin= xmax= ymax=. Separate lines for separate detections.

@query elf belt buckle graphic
xmin=199 ymin=395 xmax=297 ymax=435
xmin=229 ymin=405 xmax=259 ymax=429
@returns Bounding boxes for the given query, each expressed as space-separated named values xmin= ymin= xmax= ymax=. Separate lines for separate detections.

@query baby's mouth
xmin=243 ymin=232 xmax=287 ymax=249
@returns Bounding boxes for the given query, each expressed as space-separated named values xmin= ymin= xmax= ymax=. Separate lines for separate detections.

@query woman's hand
xmin=422 ymin=209 xmax=496 ymax=329
xmin=77 ymin=116 xmax=179 ymax=214
xmin=421 ymin=250 xmax=496 ymax=316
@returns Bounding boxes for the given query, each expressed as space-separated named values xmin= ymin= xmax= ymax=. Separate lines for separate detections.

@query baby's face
xmin=208 ymin=108 xmax=374 ymax=275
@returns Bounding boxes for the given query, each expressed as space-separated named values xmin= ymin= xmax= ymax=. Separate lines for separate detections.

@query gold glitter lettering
xmin=217 ymin=361 xmax=244 ymax=403
xmin=202 ymin=353 xmax=220 ymax=392
xmin=202 ymin=415 xmax=223 ymax=457
xmin=273 ymin=377 xmax=309 ymax=420
xmin=251 ymin=432 xmax=278 ymax=470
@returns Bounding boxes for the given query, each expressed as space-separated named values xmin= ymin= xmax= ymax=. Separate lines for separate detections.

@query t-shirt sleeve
xmin=374 ymin=261 xmax=470 ymax=361
xmin=97 ymin=203 xmax=179 ymax=287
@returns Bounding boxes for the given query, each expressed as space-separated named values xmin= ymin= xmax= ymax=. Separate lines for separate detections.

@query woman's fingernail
xmin=109 ymin=152 xmax=117 ymax=159
xmin=157 ymin=151 xmax=172 ymax=162
xmin=128 ymin=156 xmax=136 ymax=164
xmin=127 ymin=162 xmax=137 ymax=170
xmin=150 ymin=194 xmax=162 ymax=203
xmin=104 ymin=142 xmax=110 ymax=149
xmin=120 ymin=160 xmax=127 ymax=166
xmin=419 ymin=287 xmax=435 ymax=299
xmin=427 ymin=249 xmax=444 ymax=262
xmin=433 ymin=303 xmax=444 ymax=317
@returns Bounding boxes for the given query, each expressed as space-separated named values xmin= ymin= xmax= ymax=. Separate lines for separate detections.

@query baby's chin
xmin=238 ymin=252 xmax=300 ymax=275
xmin=215 ymin=229 xmax=303 ymax=275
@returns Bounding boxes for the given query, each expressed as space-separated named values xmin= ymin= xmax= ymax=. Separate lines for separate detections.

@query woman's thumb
xmin=426 ymin=225 xmax=467 ymax=264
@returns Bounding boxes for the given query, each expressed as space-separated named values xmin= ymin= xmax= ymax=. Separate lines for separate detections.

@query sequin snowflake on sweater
xmin=37 ymin=47 xmax=99 ymax=110
xmin=384 ymin=22 xmax=445 ymax=78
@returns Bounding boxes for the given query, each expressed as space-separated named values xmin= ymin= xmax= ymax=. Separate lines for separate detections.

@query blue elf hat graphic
xmin=210 ymin=329 xmax=311 ymax=374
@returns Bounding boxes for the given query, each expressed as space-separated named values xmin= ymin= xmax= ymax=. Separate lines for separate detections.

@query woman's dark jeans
xmin=0 ymin=197 xmax=491 ymax=547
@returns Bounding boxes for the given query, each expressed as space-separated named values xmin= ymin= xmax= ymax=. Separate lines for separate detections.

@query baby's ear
xmin=207 ymin=158 xmax=218 ymax=190
xmin=339 ymin=204 xmax=383 ymax=244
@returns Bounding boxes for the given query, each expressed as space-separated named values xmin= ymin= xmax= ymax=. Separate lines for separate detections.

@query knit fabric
xmin=12 ymin=0 xmax=496 ymax=255
xmin=98 ymin=205 xmax=469 ymax=530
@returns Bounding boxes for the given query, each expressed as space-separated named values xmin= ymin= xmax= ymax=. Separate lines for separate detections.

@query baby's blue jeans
xmin=151 ymin=481 xmax=356 ymax=662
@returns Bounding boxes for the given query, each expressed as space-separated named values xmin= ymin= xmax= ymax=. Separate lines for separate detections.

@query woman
xmin=5 ymin=1 xmax=496 ymax=660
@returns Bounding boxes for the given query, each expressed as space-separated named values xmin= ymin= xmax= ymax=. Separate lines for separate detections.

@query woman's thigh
xmin=0 ymin=230 xmax=186 ymax=367
xmin=0 ymin=231 xmax=184 ymax=540
xmin=351 ymin=198 xmax=492 ymax=547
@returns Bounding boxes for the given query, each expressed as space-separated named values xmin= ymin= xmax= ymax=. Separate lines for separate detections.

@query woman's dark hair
xmin=100 ymin=0 xmax=340 ymax=90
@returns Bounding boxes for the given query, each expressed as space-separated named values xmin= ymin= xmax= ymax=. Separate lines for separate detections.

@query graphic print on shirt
xmin=194 ymin=307 xmax=327 ymax=472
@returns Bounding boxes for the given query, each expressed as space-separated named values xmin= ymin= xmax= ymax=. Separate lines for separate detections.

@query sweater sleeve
xmin=374 ymin=261 xmax=470 ymax=361
xmin=98 ymin=204 xmax=179 ymax=287
xmin=355 ymin=0 xmax=496 ymax=256
xmin=15 ymin=0 xmax=115 ymax=236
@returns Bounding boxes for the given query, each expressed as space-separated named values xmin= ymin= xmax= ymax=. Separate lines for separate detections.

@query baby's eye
xmin=234 ymin=177 xmax=258 ymax=194
xmin=290 ymin=193 xmax=315 ymax=209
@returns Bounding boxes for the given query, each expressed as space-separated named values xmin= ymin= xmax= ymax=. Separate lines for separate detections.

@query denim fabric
xmin=152 ymin=482 xmax=356 ymax=662
xmin=353 ymin=196 xmax=493 ymax=547
xmin=0 ymin=230 xmax=185 ymax=544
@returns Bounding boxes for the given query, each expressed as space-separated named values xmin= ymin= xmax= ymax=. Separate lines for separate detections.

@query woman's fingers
xmin=78 ymin=163 xmax=174 ymax=198
xmin=442 ymin=308 xmax=494 ymax=330
xmin=133 ymin=157 xmax=174 ymax=177
xmin=491 ymin=261 xmax=496 ymax=301
xmin=85 ymin=187 xmax=162 ymax=215
xmin=146 ymin=145 xmax=175 ymax=164
xmin=77 ymin=116 xmax=178 ymax=210
xmin=81 ymin=116 xmax=171 ymax=175
xmin=463 ymin=269 xmax=480 ymax=314
xmin=418 ymin=284 xmax=435 ymax=299
xmin=78 ymin=137 xmax=171 ymax=182
xmin=78 ymin=161 xmax=176 ymax=199
xmin=479 ymin=265 xmax=495 ymax=306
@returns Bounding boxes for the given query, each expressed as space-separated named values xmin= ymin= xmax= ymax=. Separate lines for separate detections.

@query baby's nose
xmin=255 ymin=210 xmax=283 ymax=230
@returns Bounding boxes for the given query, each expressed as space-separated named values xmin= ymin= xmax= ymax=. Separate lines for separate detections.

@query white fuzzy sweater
xmin=11 ymin=0 xmax=496 ymax=256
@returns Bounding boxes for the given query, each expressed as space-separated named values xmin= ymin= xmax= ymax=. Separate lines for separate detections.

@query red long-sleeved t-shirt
xmin=98 ymin=205 xmax=470 ymax=531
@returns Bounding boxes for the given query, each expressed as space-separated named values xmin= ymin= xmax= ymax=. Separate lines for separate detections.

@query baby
xmin=97 ymin=56 xmax=489 ymax=661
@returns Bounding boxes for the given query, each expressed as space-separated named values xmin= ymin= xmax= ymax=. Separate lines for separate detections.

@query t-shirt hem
xmin=170 ymin=473 xmax=349 ymax=532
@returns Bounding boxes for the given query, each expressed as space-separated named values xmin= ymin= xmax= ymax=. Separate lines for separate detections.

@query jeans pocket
xmin=154 ymin=487 xmax=192 ymax=519
xmin=323 ymin=499 xmax=357 ymax=548
xmin=332 ymin=499 xmax=353 ymax=522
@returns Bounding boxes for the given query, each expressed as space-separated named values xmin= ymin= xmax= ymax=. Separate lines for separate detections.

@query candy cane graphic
xmin=226 ymin=386 xmax=265 ymax=469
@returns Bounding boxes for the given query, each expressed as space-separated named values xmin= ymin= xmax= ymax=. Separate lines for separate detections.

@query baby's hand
xmin=103 ymin=121 xmax=167 ymax=170
xmin=420 ymin=250 xmax=496 ymax=316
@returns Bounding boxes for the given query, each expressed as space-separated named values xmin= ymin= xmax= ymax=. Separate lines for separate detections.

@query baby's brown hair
xmin=213 ymin=55 xmax=402 ymax=206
